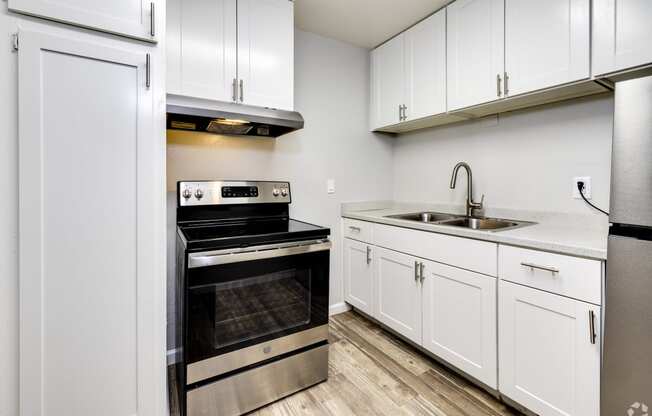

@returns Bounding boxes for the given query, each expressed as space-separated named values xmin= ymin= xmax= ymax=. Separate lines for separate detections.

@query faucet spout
xmin=449 ymin=162 xmax=484 ymax=217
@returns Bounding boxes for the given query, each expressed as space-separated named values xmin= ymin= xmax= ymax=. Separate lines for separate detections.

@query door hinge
xmin=12 ymin=33 xmax=19 ymax=51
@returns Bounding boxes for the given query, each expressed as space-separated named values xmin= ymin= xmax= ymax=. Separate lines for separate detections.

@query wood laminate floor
xmin=169 ymin=311 xmax=523 ymax=416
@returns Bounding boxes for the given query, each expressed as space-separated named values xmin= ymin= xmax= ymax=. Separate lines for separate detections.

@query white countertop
xmin=341 ymin=201 xmax=608 ymax=260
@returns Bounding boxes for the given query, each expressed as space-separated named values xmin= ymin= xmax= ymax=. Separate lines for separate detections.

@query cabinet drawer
xmin=373 ymin=223 xmax=497 ymax=276
xmin=342 ymin=218 xmax=374 ymax=243
xmin=498 ymin=245 xmax=602 ymax=305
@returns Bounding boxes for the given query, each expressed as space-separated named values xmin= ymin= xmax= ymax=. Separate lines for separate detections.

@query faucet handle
xmin=479 ymin=194 xmax=485 ymax=206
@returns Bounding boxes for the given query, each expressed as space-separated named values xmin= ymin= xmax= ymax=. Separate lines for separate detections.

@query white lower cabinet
xmin=375 ymin=247 xmax=422 ymax=344
xmin=499 ymin=281 xmax=601 ymax=416
xmin=422 ymin=260 xmax=497 ymax=388
xmin=343 ymin=239 xmax=375 ymax=316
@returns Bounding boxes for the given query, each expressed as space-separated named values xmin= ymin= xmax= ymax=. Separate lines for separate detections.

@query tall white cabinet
xmin=17 ymin=28 xmax=164 ymax=416
xmin=8 ymin=0 xmax=158 ymax=41
xmin=167 ymin=0 xmax=294 ymax=110
xmin=593 ymin=0 xmax=652 ymax=76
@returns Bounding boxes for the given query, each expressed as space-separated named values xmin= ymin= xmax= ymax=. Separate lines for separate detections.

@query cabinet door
xmin=499 ymin=281 xmax=600 ymax=416
xmin=343 ymin=239 xmax=375 ymax=316
xmin=404 ymin=9 xmax=446 ymax=121
xmin=593 ymin=0 xmax=652 ymax=76
xmin=504 ymin=0 xmax=589 ymax=96
xmin=447 ymin=0 xmax=504 ymax=111
xmin=167 ymin=0 xmax=237 ymax=101
xmin=237 ymin=0 xmax=294 ymax=110
xmin=8 ymin=0 xmax=157 ymax=42
xmin=422 ymin=261 xmax=497 ymax=388
xmin=19 ymin=30 xmax=163 ymax=416
xmin=370 ymin=34 xmax=405 ymax=128
xmin=375 ymin=248 xmax=422 ymax=344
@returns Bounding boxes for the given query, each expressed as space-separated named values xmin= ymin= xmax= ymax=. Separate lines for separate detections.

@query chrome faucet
xmin=449 ymin=162 xmax=484 ymax=217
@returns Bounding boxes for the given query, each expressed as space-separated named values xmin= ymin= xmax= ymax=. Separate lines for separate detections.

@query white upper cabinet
xmin=375 ymin=248 xmax=422 ymax=345
xmin=370 ymin=8 xmax=447 ymax=130
xmin=447 ymin=0 xmax=504 ymax=111
xmin=499 ymin=281 xmax=601 ymax=416
xmin=404 ymin=9 xmax=447 ymax=122
xmin=237 ymin=0 xmax=294 ymax=110
xmin=343 ymin=239 xmax=375 ymax=317
xmin=167 ymin=0 xmax=294 ymax=110
xmin=18 ymin=29 xmax=162 ymax=416
xmin=421 ymin=260 xmax=497 ymax=389
xmin=593 ymin=0 xmax=652 ymax=76
xmin=167 ymin=0 xmax=237 ymax=102
xmin=8 ymin=0 xmax=157 ymax=42
xmin=504 ymin=0 xmax=589 ymax=96
xmin=370 ymin=34 xmax=405 ymax=129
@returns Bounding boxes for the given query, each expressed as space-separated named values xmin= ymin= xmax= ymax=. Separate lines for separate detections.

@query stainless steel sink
xmin=386 ymin=212 xmax=458 ymax=223
xmin=438 ymin=217 xmax=523 ymax=230
xmin=385 ymin=212 xmax=534 ymax=232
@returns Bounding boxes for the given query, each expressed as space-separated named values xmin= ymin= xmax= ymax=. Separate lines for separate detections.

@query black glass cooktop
xmin=179 ymin=218 xmax=330 ymax=251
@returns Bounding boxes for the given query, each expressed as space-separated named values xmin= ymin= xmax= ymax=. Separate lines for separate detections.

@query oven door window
xmin=186 ymin=249 xmax=329 ymax=364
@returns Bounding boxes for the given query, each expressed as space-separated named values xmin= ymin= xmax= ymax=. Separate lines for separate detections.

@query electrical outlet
xmin=573 ymin=176 xmax=592 ymax=199
xmin=327 ymin=179 xmax=335 ymax=194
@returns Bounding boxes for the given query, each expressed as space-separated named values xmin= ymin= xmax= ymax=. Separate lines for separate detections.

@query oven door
xmin=184 ymin=239 xmax=330 ymax=384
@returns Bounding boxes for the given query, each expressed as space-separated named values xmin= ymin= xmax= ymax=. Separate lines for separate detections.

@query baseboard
xmin=329 ymin=302 xmax=351 ymax=316
xmin=167 ymin=347 xmax=181 ymax=365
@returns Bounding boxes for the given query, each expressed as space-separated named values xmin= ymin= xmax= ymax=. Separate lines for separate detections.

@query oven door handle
xmin=188 ymin=240 xmax=332 ymax=268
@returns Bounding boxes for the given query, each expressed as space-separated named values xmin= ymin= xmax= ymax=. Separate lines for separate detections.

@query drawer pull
xmin=520 ymin=262 xmax=559 ymax=275
xmin=588 ymin=310 xmax=597 ymax=344
xmin=348 ymin=226 xmax=361 ymax=232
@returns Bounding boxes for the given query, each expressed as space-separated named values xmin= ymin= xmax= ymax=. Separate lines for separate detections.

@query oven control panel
xmin=179 ymin=181 xmax=291 ymax=206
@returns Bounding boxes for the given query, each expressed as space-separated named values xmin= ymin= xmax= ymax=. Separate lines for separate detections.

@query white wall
xmin=166 ymin=29 xmax=394 ymax=349
xmin=392 ymin=95 xmax=614 ymax=217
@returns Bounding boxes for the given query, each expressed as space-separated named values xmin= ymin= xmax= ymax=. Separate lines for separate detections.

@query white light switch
xmin=327 ymin=179 xmax=335 ymax=194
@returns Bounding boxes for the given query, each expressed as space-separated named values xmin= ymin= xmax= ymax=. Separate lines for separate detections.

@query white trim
xmin=167 ymin=348 xmax=181 ymax=365
xmin=329 ymin=302 xmax=351 ymax=316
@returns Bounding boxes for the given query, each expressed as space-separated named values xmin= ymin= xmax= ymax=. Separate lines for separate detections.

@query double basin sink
xmin=385 ymin=211 xmax=533 ymax=232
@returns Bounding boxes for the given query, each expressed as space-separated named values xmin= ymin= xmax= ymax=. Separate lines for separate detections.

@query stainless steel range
xmin=173 ymin=180 xmax=330 ymax=416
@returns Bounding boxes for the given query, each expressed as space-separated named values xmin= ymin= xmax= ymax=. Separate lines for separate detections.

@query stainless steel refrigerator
xmin=602 ymin=75 xmax=652 ymax=415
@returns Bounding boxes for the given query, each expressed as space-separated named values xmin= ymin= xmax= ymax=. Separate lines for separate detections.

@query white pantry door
xmin=447 ymin=0 xmax=504 ymax=111
xmin=504 ymin=0 xmax=590 ymax=96
xmin=19 ymin=30 xmax=162 ymax=416
xmin=167 ymin=0 xmax=237 ymax=101
xmin=8 ymin=0 xmax=157 ymax=42
xmin=237 ymin=0 xmax=294 ymax=110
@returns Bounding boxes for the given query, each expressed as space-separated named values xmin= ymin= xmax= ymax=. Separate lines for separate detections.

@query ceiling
xmin=294 ymin=0 xmax=452 ymax=49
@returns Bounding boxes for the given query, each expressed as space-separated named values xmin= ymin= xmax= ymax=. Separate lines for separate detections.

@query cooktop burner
xmin=179 ymin=218 xmax=329 ymax=251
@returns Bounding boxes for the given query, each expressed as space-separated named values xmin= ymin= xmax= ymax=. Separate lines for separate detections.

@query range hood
xmin=167 ymin=94 xmax=304 ymax=138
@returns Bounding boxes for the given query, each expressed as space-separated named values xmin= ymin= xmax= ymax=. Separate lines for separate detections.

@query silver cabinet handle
xmin=366 ymin=246 xmax=372 ymax=265
xmin=398 ymin=104 xmax=403 ymax=121
xmin=348 ymin=226 xmax=361 ymax=232
xmin=588 ymin=310 xmax=597 ymax=344
xmin=504 ymin=71 xmax=509 ymax=95
xmin=232 ymin=78 xmax=237 ymax=102
xmin=496 ymin=74 xmax=502 ymax=97
xmin=239 ymin=79 xmax=244 ymax=102
xmin=520 ymin=262 xmax=559 ymax=274
xmin=419 ymin=262 xmax=425 ymax=283
xmin=414 ymin=261 xmax=420 ymax=282
xmin=150 ymin=2 xmax=156 ymax=37
xmin=145 ymin=53 xmax=151 ymax=88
